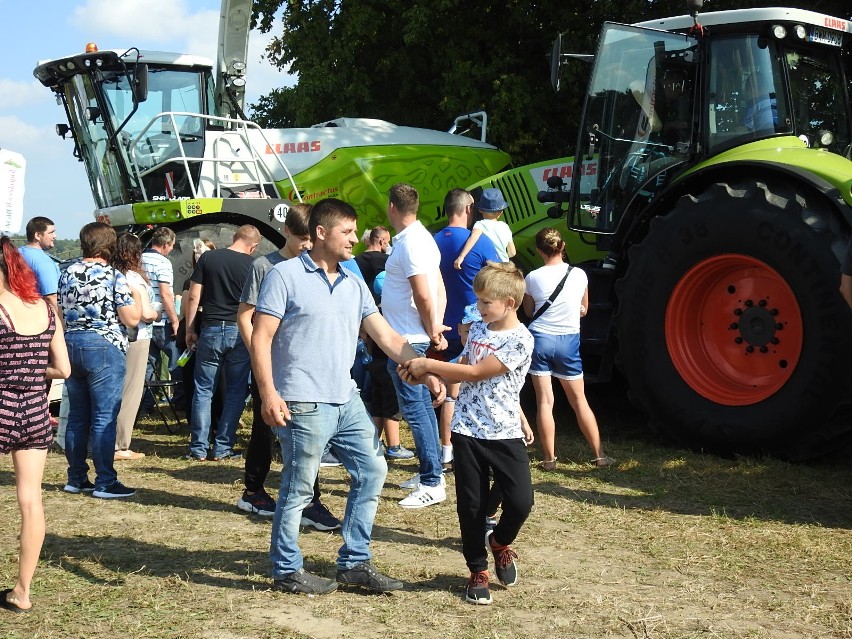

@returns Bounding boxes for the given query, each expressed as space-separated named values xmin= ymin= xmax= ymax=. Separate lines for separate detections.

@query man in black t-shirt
xmin=184 ymin=225 xmax=260 ymax=461
xmin=354 ymin=226 xmax=391 ymax=305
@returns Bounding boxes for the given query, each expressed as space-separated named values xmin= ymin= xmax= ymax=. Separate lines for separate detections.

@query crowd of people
xmin=2 ymin=184 xmax=615 ymax=611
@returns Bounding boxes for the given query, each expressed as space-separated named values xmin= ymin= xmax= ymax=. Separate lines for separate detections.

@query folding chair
xmin=142 ymin=379 xmax=184 ymax=434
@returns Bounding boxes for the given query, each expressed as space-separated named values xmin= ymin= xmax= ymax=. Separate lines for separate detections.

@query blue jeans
xmin=64 ymin=331 xmax=126 ymax=490
xmin=188 ymin=323 xmax=251 ymax=459
xmin=145 ymin=323 xmax=183 ymax=407
xmin=387 ymin=342 xmax=442 ymax=487
xmin=270 ymin=396 xmax=387 ymax=576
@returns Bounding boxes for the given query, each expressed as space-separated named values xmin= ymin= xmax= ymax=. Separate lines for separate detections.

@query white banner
xmin=0 ymin=149 xmax=26 ymax=234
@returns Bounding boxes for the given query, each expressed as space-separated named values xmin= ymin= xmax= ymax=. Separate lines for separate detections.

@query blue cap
xmin=476 ymin=187 xmax=509 ymax=212
xmin=460 ymin=303 xmax=482 ymax=325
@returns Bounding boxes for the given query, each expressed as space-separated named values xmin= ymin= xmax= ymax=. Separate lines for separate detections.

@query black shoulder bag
xmin=530 ymin=266 xmax=572 ymax=323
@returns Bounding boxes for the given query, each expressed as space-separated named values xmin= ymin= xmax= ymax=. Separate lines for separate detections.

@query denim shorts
xmin=529 ymin=331 xmax=583 ymax=380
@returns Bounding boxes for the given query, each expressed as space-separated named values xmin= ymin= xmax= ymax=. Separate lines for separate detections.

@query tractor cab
xmin=551 ymin=9 xmax=852 ymax=237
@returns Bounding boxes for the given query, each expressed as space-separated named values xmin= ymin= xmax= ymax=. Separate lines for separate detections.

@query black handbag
xmin=530 ymin=266 xmax=572 ymax=323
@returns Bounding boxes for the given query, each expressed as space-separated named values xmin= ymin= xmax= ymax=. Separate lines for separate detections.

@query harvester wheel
xmin=615 ymin=179 xmax=852 ymax=458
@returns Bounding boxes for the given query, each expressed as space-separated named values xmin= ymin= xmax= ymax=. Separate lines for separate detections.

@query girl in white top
xmin=523 ymin=227 xmax=612 ymax=470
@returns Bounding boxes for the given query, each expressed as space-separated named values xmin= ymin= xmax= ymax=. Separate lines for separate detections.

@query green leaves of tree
xmin=249 ymin=0 xmax=851 ymax=165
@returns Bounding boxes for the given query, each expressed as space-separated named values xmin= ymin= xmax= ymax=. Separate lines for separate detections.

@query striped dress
xmin=0 ymin=301 xmax=55 ymax=453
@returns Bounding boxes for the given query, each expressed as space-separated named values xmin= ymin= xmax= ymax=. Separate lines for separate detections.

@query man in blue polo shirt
xmin=252 ymin=198 xmax=445 ymax=596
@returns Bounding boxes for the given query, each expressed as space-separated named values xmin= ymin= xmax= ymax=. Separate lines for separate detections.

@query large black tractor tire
xmin=615 ymin=180 xmax=852 ymax=459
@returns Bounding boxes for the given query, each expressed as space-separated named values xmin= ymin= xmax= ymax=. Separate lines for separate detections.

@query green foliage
xmin=7 ymin=234 xmax=81 ymax=260
xmin=250 ymin=0 xmax=851 ymax=166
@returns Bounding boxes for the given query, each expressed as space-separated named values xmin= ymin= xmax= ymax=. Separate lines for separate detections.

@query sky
xmin=0 ymin=0 xmax=290 ymax=239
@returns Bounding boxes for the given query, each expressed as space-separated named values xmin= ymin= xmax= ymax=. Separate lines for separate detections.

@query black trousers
xmin=245 ymin=376 xmax=320 ymax=503
xmin=452 ymin=432 xmax=534 ymax=573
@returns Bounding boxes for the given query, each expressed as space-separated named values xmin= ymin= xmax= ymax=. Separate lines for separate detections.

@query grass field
xmin=1 ymin=385 xmax=850 ymax=639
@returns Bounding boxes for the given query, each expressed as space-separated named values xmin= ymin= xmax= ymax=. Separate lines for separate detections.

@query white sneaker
xmin=399 ymin=474 xmax=420 ymax=490
xmin=399 ymin=473 xmax=446 ymax=490
xmin=399 ymin=482 xmax=446 ymax=509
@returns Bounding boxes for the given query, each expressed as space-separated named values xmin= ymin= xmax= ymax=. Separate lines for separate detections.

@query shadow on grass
xmin=140 ymin=461 xmax=245 ymax=485
xmin=524 ymin=379 xmax=852 ymax=529
xmin=40 ymin=532 xmax=460 ymax=594
xmin=38 ymin=482 xmax=239 ymax=514
xmin=532 ymin=451 xmax=852 ymax=529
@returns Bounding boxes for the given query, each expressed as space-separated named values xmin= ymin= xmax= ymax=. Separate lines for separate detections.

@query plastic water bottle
xmin=177 ymin=348 xmax=194 ymax=367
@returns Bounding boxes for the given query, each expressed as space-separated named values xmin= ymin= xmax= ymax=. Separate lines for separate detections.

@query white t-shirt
xmin=473 ymin=218 xmax=513 ymax=262
xmin=382 ymin=220 xmax=441 ymax=344
xmin=525 ymin=263 xmax=587 ymax=335
xmin=452 ymin=321 xmax=534 ymax=440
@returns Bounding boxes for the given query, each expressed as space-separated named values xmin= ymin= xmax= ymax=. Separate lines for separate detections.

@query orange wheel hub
xmin=665 ymin=254 xmax=802 ymax=405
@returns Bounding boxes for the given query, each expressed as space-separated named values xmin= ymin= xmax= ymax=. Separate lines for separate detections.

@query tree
xmin=250 ymin=0 xmax=850 ymax=166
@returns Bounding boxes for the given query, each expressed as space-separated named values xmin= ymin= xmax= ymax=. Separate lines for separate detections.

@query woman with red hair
xmin=0 ymin=236 xmax=70 ymax=613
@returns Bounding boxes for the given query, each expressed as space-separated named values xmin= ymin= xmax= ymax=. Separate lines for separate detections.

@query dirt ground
xmin=1 ymin=387 xmax=850 ymax=639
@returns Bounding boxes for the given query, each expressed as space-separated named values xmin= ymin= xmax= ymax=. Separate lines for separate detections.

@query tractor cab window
xmin=571 ymin=24 xmax=697 ymax=234
xmin=707 ymin=36 xmax=791 ymax=152
xmin=785 ymin=48 xmax=850 ymax=156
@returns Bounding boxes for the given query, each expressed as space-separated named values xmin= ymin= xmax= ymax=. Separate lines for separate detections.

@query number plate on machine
xmin=808 ymin=27 xmax=843 ymax=47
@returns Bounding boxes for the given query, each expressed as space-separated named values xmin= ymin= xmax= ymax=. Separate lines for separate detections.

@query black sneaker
xmin=300 ymin=501 xmax=342 ymax=531
xmin=211 ymin=451 xmax=242 ymax=462
xmin=336 ymin=561 xmax=403 ymax=592
xmin=273 ymin=568 xmax=338 ymax=595
xmin=486 ymin=530 xmax=518 ymax=586
xmin=465 ymin=570 xmax=492 ymax=605
xmin=92 ymin=481 xmax=136 ymax=499
xmin=237 ymin=489 xmax=276 ymax=517
xmin=63 ymin=479 xmax=95 ymax=494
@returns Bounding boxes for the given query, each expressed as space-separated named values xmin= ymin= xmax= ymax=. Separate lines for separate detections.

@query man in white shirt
xmin=382 ymin=183 xmax=449 ymax=508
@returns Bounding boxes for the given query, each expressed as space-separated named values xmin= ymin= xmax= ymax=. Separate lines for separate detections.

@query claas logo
xmin=265 ymin=141 xmax=322 ymax=154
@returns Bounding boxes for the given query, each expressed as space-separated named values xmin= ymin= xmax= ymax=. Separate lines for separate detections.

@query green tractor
xmin=470 ymin=4 xmax=852 ymax=458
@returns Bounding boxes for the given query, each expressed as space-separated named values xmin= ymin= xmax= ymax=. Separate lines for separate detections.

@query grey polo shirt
xmin=255 ymin=251 xmax=378 ymax=403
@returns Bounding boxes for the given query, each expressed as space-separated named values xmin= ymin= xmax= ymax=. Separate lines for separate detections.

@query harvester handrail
xmin=128 ymin=111 xmax=302 ymax=203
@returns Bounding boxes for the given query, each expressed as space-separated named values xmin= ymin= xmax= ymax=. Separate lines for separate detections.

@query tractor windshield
xmin=571 ymin=24 xmax=697 ymax=234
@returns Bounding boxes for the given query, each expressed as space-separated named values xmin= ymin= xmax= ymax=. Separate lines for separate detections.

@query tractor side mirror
xmin=134 ymin=63 xmax=148 ymax=103
xmin=550 ymin=33 xmax=564 ymax=92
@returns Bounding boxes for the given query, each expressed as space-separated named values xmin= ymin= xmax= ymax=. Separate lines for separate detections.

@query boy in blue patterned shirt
xmin=400 ymin=261 xmax=534 ymax=605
